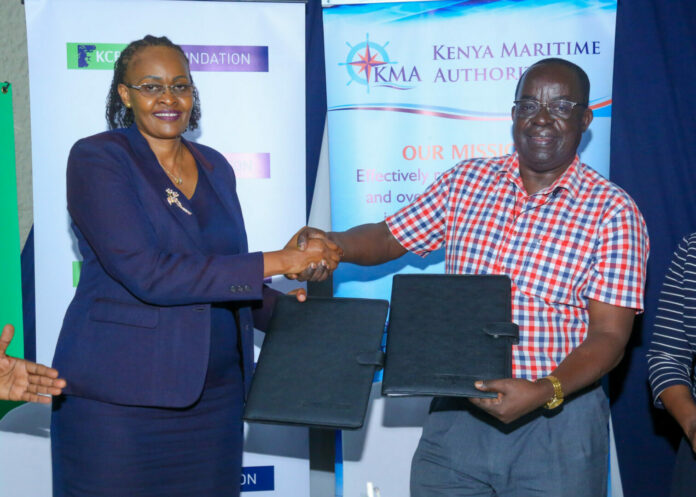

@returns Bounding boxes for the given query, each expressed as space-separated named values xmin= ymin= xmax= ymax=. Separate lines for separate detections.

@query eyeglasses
xmin=125 ymin=83 xmax=195 ymax=97
xmin=513 ymin=99 xmax=586 ymax=120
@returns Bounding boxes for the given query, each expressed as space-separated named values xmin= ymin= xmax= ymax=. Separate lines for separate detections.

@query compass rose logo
xmin=340 ymin=34 xmax=398 ymax=93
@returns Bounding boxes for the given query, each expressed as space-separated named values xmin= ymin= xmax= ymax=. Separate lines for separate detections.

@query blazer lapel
xmin=186 ymin=140 xmax=249 ymax=254
xmin=124 ymin=126 xmax=205 ymax=252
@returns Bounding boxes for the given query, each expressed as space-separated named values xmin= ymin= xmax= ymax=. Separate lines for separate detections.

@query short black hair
xmin=515 ymin=58 xmax=590 ymax=105
xmin=106 ymin=35 xmax=201 ymax=130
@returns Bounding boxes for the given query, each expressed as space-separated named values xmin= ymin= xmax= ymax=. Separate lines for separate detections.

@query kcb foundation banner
xmin=21 ymin=0 xmax=309 ymax=495
xmin=323 ymin=1 xmax=617 ymax=496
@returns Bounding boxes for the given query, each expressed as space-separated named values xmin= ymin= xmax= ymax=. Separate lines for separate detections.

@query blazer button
xmin=229 ymin=286 xmax=237 ymax=293
xmin=243 ymin=284 xmax=252 ymax=292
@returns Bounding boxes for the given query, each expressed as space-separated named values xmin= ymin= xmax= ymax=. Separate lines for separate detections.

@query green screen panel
xmin=0 ymin=83 xmax=26 ymax=418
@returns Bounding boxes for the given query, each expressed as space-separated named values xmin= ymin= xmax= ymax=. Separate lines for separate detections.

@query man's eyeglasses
xmin=513 ymin=99 xmax=586 ymax=120
xmin=125 ymin=83 xmax=195 ymax=98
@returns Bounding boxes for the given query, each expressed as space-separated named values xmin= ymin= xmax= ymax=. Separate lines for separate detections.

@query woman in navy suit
xmin=50 ymin=35 xmax=339 ymax=497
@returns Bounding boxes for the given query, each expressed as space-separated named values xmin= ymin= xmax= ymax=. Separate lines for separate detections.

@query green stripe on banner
xmin=0 ymin=82 xmax=25 ymax=419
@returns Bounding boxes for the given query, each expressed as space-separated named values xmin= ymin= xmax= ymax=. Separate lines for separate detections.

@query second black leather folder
xmin=244 ymin=295 xmax=389 ymax=430
xmin=382 ymin=274 xmax=519 ymax=398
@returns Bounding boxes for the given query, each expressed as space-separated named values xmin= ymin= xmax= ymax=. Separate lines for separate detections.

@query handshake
xmin=268 ymin=220 xmax=399 ymax=282
xmin=281 ymin=227 xmax=340 ymax=282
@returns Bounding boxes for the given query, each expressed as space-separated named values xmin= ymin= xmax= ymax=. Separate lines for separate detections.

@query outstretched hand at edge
xmin=0 ymin=324 xmax=66 ymax=404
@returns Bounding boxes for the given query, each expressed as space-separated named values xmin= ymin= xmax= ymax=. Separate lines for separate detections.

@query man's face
xmin=512 ymin=64 xmax=593 ymax=178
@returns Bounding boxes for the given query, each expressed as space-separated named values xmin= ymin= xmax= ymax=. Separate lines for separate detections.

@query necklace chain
xmin=158 ymin=160 xmax=183 ymax=185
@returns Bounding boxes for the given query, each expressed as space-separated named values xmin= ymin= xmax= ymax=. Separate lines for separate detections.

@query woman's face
xmin=117 ymin=46 xmax=194 ymax=142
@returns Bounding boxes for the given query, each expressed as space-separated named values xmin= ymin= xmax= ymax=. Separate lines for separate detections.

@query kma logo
xmin=340 ymin=34 xmax=420 ymax=92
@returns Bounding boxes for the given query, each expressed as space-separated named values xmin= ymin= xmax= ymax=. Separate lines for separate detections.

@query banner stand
xmin=322 ymin=2 xmax=618 ymax=495
xmin=24 ymin=0 xmax=310 ymax=494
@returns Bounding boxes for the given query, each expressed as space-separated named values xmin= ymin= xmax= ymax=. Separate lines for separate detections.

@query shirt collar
xmin=500 ymin=152 xmax=583 ymax=198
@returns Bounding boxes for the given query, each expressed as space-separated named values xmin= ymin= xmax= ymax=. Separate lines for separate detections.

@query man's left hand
xmin=469 ymin=378 xmax=551 ymax=424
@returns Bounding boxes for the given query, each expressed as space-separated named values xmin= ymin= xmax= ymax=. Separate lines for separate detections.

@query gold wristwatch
xmin=537 ymin=375 xmax=564 ymax=409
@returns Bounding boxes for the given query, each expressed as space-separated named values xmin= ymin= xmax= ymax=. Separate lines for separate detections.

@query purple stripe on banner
xmin=223 ymin=153 xmax=271 ymax=179
xmin=180 ymin=45 xmax=268 ymax=72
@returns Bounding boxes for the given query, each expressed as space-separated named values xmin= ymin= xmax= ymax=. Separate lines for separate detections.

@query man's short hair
xmin=515 ymin=58 xmax=590 ymax=105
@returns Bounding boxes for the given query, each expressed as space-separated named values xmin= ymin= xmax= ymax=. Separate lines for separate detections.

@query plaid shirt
xmin=386 ymin=153 xmax=649 ymax=380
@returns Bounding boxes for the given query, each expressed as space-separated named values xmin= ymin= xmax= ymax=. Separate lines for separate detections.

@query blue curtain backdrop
xmin=18 ymin=1 xmax=694 ymax=495
xmin=609 ymin=1 xmax=696 ymax=496
xmin=305 ymin=0 xmax=327 ymax=217
xmin=20 ymin=227 xmax=35 ymax=362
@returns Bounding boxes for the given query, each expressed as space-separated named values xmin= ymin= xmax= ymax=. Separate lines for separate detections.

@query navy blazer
xmin=54 ymin=125 xmax=277 ymax=408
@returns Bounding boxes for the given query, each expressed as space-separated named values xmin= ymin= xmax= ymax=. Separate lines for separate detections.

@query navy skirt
xmin=52 ymin=300 xmax=245 ymax=497
xmin=51 ymin=377 xmax=244 ymax=497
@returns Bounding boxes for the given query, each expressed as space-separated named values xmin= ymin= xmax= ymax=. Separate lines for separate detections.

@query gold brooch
xmin=166 ymin=188 xmax=192 ymax=216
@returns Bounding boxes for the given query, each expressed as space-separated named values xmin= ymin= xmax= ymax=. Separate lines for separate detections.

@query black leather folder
xmin=243 ymin=295 xmax=388 ymax=430
xmin=382 ymin=274 xmax=519 ymax=399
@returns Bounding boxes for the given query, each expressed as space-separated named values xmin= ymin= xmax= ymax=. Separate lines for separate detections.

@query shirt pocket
xmin=514 ymin=230 xmax=594 ymax=306
xmin=89 ymin=298 xmax=160 ymax=329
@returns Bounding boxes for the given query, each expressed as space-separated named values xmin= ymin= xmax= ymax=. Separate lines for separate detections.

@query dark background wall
xmin=609 ymin=1 xmax=696 ymax=495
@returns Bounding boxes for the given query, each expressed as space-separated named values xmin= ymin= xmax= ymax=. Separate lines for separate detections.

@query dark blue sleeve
xmin=66 ymin=137 xmax=265 ymax=306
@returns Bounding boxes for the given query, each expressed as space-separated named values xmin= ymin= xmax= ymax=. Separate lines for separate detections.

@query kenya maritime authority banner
xmin=24 ymin=0 xmax=308 ymax=495
xmin=323 ymin=1 xmax=617 ymax=496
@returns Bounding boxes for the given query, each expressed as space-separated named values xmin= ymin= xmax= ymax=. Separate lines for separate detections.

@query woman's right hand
xmin=263 ymin=234 xmax=342 ymax=278
xmin=286 ymin=237 xmax=342 ymax=275
xmin=284 ymin=226 xmax=341 ymax=282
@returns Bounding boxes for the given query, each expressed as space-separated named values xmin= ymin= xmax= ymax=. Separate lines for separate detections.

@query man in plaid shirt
xmin=295 ymin=58 xmax=648 ymax=496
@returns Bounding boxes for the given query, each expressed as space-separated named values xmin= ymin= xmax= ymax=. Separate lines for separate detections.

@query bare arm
xmin=327 ymin=221 xmax=407 ymax=265
xmin=658 ymin=385 xmax=696 ymax=451
xmin=547 ymin=299 xmax=635 ymax=395
xmin=471 ymin=299 xmax=635 ymax=423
